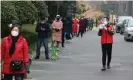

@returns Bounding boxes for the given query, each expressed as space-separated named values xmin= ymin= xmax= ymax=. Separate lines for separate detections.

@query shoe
xmin=107 ymin=65 xmax=111 ymax=69
xmin=62 ymin=45 xmax=65 ymax=47
xmin=24 ymin=73 xmax=32 ymax=79
xmin=46 ymin=57 xmax=50 ymax=60
xmin=101 ymin=66 xmax=106 ymax=71
xmin=34 ymin=56 xmax=39 ymax=59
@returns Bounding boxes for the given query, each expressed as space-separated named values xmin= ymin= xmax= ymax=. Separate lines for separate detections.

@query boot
xmin=34 ymin=56 xmax=40 ymax=59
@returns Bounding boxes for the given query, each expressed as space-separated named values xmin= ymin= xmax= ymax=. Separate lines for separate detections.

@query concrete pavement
xmin=30 ymin=28 xmax=133 ymax=80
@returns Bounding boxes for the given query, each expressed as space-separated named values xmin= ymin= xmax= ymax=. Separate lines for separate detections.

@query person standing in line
xmin=96 ymin=18 xmax=98 ymax=27
xmin=77 ymin=17 xmax=85 ymax=37
xmin=84 ymin=18 xmax=88 ymax=33
xmin=72 ymin=17 xmax=79 ymax=37
xmin=88 ymin=18 xmax=91 ymax=30
xmin=61 ymin=17 xmax=67 ymax=47
xmin=34 ymin=16 xmax=51 ymax=59
xmin=52 ymin=15 xmax=63 ymax=51
xmin=1 ymin=21 xmax=29 ymax=80
xmin=67 ymin=16 xmax=73 ymax=39
xmin=90 ymin=18 xmax=94 ymax=30
xmin=98 ymin=17 xmax=115 ymax=71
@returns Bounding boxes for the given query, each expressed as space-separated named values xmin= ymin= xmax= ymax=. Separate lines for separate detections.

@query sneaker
xmin=34 ymin=56 xmax=39 ymax=59
xmin=101 ymin=66 xmax=106 ymax=71
xmin=107 ymin=65 xmax=111 ymax=69
xmin=25 ymin=73 xmax=32 ymax=79
xmin=62 ymin=45 xmax=65 ymax=47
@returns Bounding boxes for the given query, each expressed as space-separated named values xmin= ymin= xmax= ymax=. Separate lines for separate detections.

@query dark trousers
xmin=62 ymin=32 xmax=65 ymax=47
xmin=73 ymin=32 xmax=77 ymax=37
xmin=36 ymin=38 xmax=49 ymax=58
xmin=4 ymin=74 xmax=24 ymax=80
xmin=101 ymin=43 xmax=112 ymax=66
xmin=77 ymin=31 xmax=83 ymax=37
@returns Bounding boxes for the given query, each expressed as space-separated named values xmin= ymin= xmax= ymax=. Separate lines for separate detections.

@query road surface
xmin=30 ymin=28 xmax=133 ymax=80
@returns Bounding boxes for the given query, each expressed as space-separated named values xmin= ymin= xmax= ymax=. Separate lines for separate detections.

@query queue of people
xmin=1 ymin=15 xmax=107 ymax=80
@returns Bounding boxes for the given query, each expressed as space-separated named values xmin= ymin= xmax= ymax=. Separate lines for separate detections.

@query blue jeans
xmin=36 ymin=38 xmax=49 ymax=58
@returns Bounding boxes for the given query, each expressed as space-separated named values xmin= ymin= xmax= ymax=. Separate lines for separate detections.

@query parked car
xmin=124 ymin=19 xmax=133 ymax=41
xmin=120 ymin=19 xmax=130 ymax=34
xmin=116 ymin=16 xmax=132 ymax=33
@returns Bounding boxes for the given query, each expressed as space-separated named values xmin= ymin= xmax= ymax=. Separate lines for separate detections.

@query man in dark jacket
xmin=34 ymin=17 xmax=51 ymax=59
xmin=84 ymin=18 xmax=88 ymax=33
xmin=61 ymin=17 xmax=66 ymax=47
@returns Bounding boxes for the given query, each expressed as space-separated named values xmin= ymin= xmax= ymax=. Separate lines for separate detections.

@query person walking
xmin=52 ymin=15 xmax=63 ymax=51
xmin=98 ymin=17 xmax=115 ymax=71
xmin=1 ymin=21 xmax=29 ymax=80
xmin=34 ymin=16 xmax=51 ymax=59
xmin=77 ymin=17 xmax=85 ymax=37
xmin=72 ymin=17 xmax=79 ymax=37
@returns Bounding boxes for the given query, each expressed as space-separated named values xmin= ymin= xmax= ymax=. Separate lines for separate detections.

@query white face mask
xmin=11 ymin=31 xmax=19 ymax=37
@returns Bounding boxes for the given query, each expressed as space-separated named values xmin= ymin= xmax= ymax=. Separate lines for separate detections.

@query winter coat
xmin=1 ymin=35 xmax=29 ymax=74
xmin=98 ymin=25 xmax=114 ymax=44
xmin=79 ymin=19 xmax=85 ymax=32
xmin=72 ymin=19 xmax=79 ymax=32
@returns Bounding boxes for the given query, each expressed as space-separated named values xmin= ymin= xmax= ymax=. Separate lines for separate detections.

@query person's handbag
xmin=10 ymin=60 xmax=23 ymax=72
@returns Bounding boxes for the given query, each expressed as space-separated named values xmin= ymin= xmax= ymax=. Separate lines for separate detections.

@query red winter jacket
xmin=72 ymin=19 xmax=79 ymax=32
xmin=99 ymin=26 xmax=114 ymax=44
xmin=1 ymin=35 xmax=29 ymax=74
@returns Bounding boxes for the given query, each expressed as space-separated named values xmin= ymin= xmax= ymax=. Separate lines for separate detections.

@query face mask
xmin=11 ymin=31 xmax=19 ymax=37
xmin=57 ymin=18 xmax=60 ymax=21
xmin=104 ymin=21 xmax=108 ymax=25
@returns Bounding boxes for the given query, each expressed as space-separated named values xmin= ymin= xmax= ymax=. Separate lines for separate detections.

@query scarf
xmin=9 ymin=35 xmax=19 ymax=56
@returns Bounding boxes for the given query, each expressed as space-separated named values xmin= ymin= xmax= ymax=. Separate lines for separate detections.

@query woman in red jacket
xmin=98 ymin=17 xmax=114 ymax=71
xmin=1 ymin=21 xmax=29 ymax=80
xmin=72 ymin=17 xmax=79 ymax=37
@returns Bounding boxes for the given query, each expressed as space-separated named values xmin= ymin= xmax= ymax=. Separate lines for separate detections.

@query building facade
xmin=102 ymin=1 xmax=133 ymax=17
xmin=117 ymin=1 xmax=133 ymax=17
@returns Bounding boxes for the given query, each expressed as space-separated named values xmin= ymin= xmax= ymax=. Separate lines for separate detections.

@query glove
xmin=104 ymin=27 xmax=107 ymax=30
xmin=99 ymin=24 xmax=104 ymax=29
xmin=55 ymin=28 xmax=60 ymax=32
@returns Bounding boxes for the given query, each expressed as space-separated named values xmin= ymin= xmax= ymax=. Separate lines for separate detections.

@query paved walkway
xmin=30 ymin=28 xmax=133 ymax=80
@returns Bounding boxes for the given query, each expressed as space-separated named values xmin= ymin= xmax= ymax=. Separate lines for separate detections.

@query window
xmin=128 ymin=20 xmax=133 ymax=27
